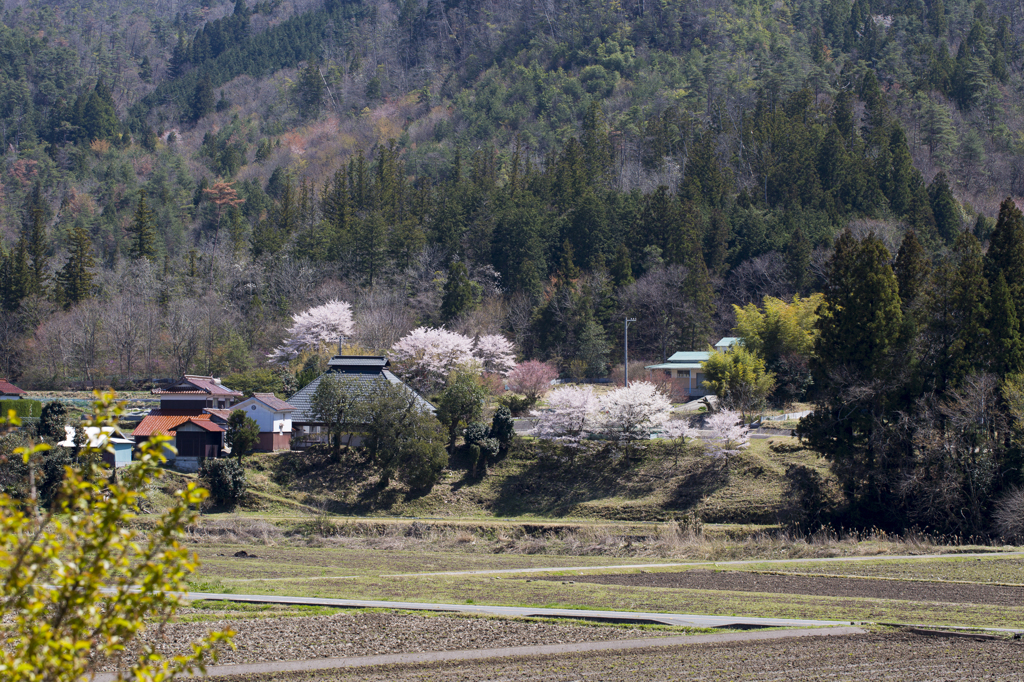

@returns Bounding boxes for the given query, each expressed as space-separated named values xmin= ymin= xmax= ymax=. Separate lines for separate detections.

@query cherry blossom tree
xmin=530 ymin=385 xmax=599 ymax=444
xmin=507 ymin=360 xmax=559 ymax=401
xmin=598 ymin=381 xmax=672 ymax=440
xmin=704 ymin=409 xmax=751 ymax=464
xmin=391 ymin=327 xmax=477 ymax=393
xmin=474 ymin=334 xmax=517 ymax=375
xmin=269 ymin=300 xmax=354 ymax=362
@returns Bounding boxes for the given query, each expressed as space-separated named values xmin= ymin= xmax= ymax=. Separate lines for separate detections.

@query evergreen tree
xmin=295 ymin=61 xmax=325 ymax=119
xmin=989 ymin=271 xmax=1024 ymax=376
xmin=441 ymin=260 xmax=476 ymax=322
xmin=610 ymin=244 xmax=634 ymax=287
xmin=24 ymin=201 xmax=48 ymax=293
xmin=189 ymin=77 xmax=215 ymax=123
xmin=928 ymin=171 xmax=961 ymax=243
xmin=985 ymin=197 xmax=1024 ymax=314
xmin=2 ymin=240 xmax=30 ymax=311
xmin=786 ymin=226 xmax=812 ymax=293
xmin=580 ymin=102 xmax=612 ymax=184
xmin=127 ymin=190 xmax=157 ymax=261
xmin=893 ymin=229 xmax=930 ymax=311
xmin=56 ymin=225 xmax=96 ymax=306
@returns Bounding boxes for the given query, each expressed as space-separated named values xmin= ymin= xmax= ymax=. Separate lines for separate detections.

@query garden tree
xmin=461 ymin=421 xmax=499 ymax=477
xmin=226 ymin=409 xmax=260 ymax=464
xmin=530 ymin=385 xmax=599 ymax=444
xmin=506 ymin=360 xmax=558 ymax=404
xmin=269 ymin=299 xmax=354 ymax=362
xmin=703 ymin=409 xmax=751 ymax=466
xmin=199 ymin=458 xmax=247 ymax=505
xmin=0 ymin=394 xmax=232 ymax=681
xmin=361 ymin=382 xmax=447 ymax=489
xmin=489 ymin=405 xmax=515 ymax=456
xmin=799 ymin=230 xmax=905 ymax=522
xmin=390 ymin=327 xmax=476 ymax=394
xmin=732 ymin=294 xmax=822 ymax=403
xmin=436 ymin=371 xmax=486 ymax=453
xmin=598 ymin=381 xmax=672 ymax=441
xmin=309 ymin=375 xmax=364 ymax=457
xmin=701 ymin=345 xmax=776 ymax=417
xmin=54 ymin=225 xmax=96 ymax=307
xmin=38 ymin=400 xmax=68 ymax=442
xmin=474 ymin=334 xmax=517 ymax=375
xmin=127 ymin=190 xmax=157 ymax=261
xmin=440 ymin=260 xmax=476 ymax=322
xmin=985 ymin=198 xmax=1024 ymax=315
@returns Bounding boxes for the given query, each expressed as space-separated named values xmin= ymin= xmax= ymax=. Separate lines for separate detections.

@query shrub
xmin=0 ymin=399 xmax=41 ymax=419
xmin=39 ymin=401 xmax=68 ymax=442
xmin=498 ymin=393 xmax=534 ymax=416
xmin=199 ymin=458 xmax=247 ymax=506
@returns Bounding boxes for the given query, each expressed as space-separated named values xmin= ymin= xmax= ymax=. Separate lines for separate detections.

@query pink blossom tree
xmin=530 ymin=385 xmax=599 ymax=444
xmin=391 ymin=327 xmax=477 ymax=393
xmin=507 ymin=360 xmax=559 ymax=402
xmin=269 ymin=300 xmax=354 ymax=362
xmin=704 ymin=409 xmax=751 ymax=465
xmin=598 ymin=381 xmax=672 ymax=440
xmin=474 ymin=334 xmax=517 ymax=375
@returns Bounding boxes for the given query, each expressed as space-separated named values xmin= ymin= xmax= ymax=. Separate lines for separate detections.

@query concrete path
xmin=183 ymin=590 xmax=853 ymax=628
xmin=93 ymin=626 xmax=867 ymax=680
xmin=380 ymin=550 xmax=1024 ymax=578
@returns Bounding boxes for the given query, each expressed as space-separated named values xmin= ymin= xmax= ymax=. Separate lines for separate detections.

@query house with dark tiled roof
xmin=0 ymin=379 xmax=26 ymax=398
xmin=133 ymin=374 xmax=240 ymax=470
xmin=231 ymin=393 xmax=296 ymax=451
xmin=288 ymin=355 xmax=433 ymax=447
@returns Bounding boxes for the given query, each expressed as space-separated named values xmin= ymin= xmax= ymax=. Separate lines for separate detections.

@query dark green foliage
xmin=894 ymin=230 xmax=930 ymax=312
xmin=489 ymin=405 xmax=516 ymax=454
xmin=440 ymin=261 xmax=477 ymax=322
xmin=0 ymin=400 xmax=41 ymax=419
xmin=189 ymin=77 xmax=215 ymax=123
xmin=989 ymin=272 xmax=1024 ymax=376
xmin=310 ymin=375 xmax=363 ymax=458
xmin=223 ymin=369 xmax=285 ymax=397
xmin=55 ymin=225 xmax=96 ymax=306
xmin=928 ymin=172 xmax=961 ymax=243
xmin=436 ymin=372 xmax=485 ymax=454
xmin=986 ymin=198 xmax=1024 ymax=315
xmin=226 ymin=409 xmax=261 ymax=463
xmin=199 ymin=458 xmax=247 ymax=506
xmin=38 ymin=401 xmax=68 ymax=442
xmin=362 ymin=382 xmax=447 ymax=489
xmin=127 ymin=191 xmax=157 ymax=262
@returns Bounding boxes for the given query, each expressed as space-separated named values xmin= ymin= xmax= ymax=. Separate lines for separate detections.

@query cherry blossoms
xmin=269 ymin=300 xmax=354 ymax=362
xmin=474 ymin=334 xmax=518 ymax=375
xmin=530 ymin=385 xmax=599 ymax=442
xmin=599 ymin=381 xmax=672 ymax=440
xmin=704 ymin=409 xmax=751 ymax=462
xmin=507 ymin=360 xmax=559 ymax=401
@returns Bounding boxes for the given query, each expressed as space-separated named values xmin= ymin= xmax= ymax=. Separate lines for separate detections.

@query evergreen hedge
xmin=0 ymin=400 xmax=42 ymax=419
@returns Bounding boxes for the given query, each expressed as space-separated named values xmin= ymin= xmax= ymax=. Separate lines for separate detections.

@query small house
xmin=60 ymin=425 xmax=135 ymax=468
xmin=230 ymin=393 xmax=296 ymax=451
xmin=150 ymin=374 xmax=243 ymax=410
xmin=645 ymin=338 xmax=740 ymax=398
xmin=0 ymin=379 xmax=26 ymax=399
xmin=287 ymin=355 xmax=433 ymax=448
xmin=169 ymin=418 xmax=226 ymax=471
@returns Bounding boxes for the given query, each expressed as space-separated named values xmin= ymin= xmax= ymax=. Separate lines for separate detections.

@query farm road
xmin=93 ymin=626 xmax=866 ymax=680
xmin=379 ymin=549 xmax=1024 ymax=577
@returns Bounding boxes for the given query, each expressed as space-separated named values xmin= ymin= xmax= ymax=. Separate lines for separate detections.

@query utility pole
xmin=624 ymin=318 xmax=636 ymax=387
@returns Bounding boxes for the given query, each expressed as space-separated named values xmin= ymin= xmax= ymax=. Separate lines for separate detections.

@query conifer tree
xmin=2 ymin=240 xmax=30 ymax=312
xmin=893 ymin=229 xmax=930 ymax=312
xmin=786 ymin=226 xmax=812 ymax=293
xmin=580 ymin=101 xmax=612 ymax=184
xmin=928 ymin=171 xmax=961 ymax=243
xmin=127 ymin=190 xmax=157 ymax=261
xmin=24 ymin=204 xmax=48 ymax=293
xmin=56 ymin=225 xmax=96 ymax=306
xmin=985 ymin=197 xmax=1024 ymax=313
xmin=610 ymin=244 xmax=634 ymax=287
xmin=989 ymin=271 xmax=1024 ymax=376
xmin=441 ymin=260 xmax=476 ymax=322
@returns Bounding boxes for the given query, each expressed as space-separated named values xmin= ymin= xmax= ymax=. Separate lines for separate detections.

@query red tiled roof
xmin=253 ymin=393 xmax=296 ymax=411
xmin=204 ymin=408 xmax=232 ymax=422
xmin=0 ymin=379 xmax=25 ymax=395
xmin=133 ymin=412 xmax=213 ymax=437
xmin=174 ymin=418 xmax=225 ymax=433
xmin=152 ymin=375 xmax=242 ymax=397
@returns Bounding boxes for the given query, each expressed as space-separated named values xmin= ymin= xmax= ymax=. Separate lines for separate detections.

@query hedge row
xmin=0 ymin=399 xmax=42 ymax=419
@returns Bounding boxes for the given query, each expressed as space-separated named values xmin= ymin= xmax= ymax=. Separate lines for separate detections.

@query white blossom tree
xmin=474 ymin=334 xmax=517 ymax=375
xmin=704 ymin=409 xmax=751 ymax=464
xmin=530 ymin=385 xmax=599 ymax=444
xmin=391 ymin=327 xmax=477 ymax=393
xmin=269 ymin=300 xmax=355 ymax=362
xmin=598 ymin=381 xmax=672 ymax=440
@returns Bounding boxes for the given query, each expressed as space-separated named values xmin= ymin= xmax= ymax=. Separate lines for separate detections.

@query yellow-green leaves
xmin=0 ymin=391 xmax=233 ymax=682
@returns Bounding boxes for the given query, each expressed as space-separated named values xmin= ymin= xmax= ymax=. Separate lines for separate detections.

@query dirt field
xmin=551 ymin=569 xmax=1024 ymax=607
xmin=212 ymin=631 xmax=1024 ymax=681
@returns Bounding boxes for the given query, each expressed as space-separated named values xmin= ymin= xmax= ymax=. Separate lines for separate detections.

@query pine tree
xmin=127 ymin=190 xmax=157 ymax=261
xmin=786 ymin=226 xmax=812 ymax=293
xmin=580 ymin=101 xmax=612 ymax=184
xmin=928 ymin=171 xmax=961 ymax=243
xmin=610 ymin=244 xmax=634 ymax=287
xmin=189 ymin=77 xmax=215 ymax=123
xmin=24 ymin=204 xmax=48 ymax=293
xmin=985 ymin=197 xmax=1024 ymax=314
xmin=56 ymin=225 xmax=96 ymax=306
xmin=893 ymin=229 xmax=930 ymax=311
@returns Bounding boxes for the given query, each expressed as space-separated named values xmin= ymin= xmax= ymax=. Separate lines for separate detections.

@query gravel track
xmin=551 ymin=569 xmax=1024 ymax=606
xmin=210 ymin=631 xmax=1024 ymax=681
xmin=102 ymin=612 xmax=659 ymax=669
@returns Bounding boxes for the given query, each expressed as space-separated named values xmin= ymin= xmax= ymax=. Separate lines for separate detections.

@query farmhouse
xmin=231 ymin=392 xmax=296 ymax=451
xmin=0 ymin=378 xmax=26 ymax=399
xmin=645 ymin=338 xmax=740 ymax=398
xmin=288 ymin=355 xmax=433 ymax=447
xmin=132 ymin=374 xmax=242 ymax=470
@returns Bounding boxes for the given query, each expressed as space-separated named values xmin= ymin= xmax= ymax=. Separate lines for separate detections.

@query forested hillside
xmin=0 ymin=0 xmax=1021 ymax=385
